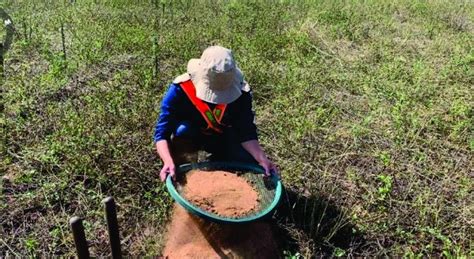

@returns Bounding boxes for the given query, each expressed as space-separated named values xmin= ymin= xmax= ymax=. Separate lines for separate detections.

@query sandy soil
xmin=163 ymin=206 xmax=280 ymax=258
xmin=182 ymin=170 xmax=259 ymax=218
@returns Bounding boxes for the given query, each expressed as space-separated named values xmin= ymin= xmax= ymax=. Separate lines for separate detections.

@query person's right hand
xmin=160 ymin=161 xmax=175 ymax=182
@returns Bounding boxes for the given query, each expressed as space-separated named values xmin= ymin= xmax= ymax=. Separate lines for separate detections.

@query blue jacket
xmin=154 ymin=83 xmax=258 ymax=143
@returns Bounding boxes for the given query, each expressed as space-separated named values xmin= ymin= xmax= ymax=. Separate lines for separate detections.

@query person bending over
xmin=154 ymin=46 xmax=277 ymax=181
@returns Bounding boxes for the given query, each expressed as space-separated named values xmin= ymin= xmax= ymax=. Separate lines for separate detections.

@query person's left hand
xmin=257 ymin=156 xmax=279 ymax=177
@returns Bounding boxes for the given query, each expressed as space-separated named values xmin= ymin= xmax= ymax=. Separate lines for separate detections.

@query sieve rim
xmin=165 ymin=161 xmax=282 ymax=224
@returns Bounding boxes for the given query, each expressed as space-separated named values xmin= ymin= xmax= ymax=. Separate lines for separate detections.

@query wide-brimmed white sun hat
xmin=186 ymin=46 xmax=250 ymax=104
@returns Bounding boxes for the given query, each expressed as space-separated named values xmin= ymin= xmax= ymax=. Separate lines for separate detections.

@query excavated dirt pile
xmin=163 ymin=206 xmax=279 ymax=258
xmin=163 ymin=170 xmax=280 ymax=258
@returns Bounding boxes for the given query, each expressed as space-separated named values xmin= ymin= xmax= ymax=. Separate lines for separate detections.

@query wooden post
xmin=153 ymin=36 xmax=159 ymax=80
xmin=61 ymin=22 xmax=67 ymax=61
xmin=69 ymin=217 xmax=90 ymax=259
xmin=1 ymin=43 xmax=4 ymax=79
xmin=102 ymin=197 xmax=122 ymax=259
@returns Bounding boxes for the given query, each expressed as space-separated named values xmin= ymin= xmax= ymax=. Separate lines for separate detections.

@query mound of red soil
xmin=163 ymin=206 xmax=280 ymax=258
xmin=182 ymin=170 xmax=259 ymax=218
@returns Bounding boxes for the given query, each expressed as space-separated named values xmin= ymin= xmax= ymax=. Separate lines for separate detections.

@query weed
xmin=377 ymin=174 xmax=393 ymax=201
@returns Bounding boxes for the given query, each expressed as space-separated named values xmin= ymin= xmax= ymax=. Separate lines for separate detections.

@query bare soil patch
xmin=163 ymin=206 xmax=280 ymax=258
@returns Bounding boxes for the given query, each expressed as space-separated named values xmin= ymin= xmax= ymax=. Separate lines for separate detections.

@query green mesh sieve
xmin=166 ymin=161 xmax=282 ymax=224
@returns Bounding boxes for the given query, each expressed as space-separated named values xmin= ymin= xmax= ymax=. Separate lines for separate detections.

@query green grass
xmin=1 ymin=0 xmax=473 ymax=257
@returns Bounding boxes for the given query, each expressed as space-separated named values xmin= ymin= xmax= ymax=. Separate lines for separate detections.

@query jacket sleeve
xmin=232 ymin=91 xmax=258 ymax=143
xmin=154 ymin=84 xmax=180 ymax=142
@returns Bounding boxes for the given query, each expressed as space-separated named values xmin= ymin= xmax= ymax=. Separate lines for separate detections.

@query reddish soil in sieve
xmin=182 ymin=170 xmax=259 ymax=218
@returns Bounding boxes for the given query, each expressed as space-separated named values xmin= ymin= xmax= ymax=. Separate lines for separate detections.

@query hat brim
xmin=188 ymin=59 xmax=248 ymax=104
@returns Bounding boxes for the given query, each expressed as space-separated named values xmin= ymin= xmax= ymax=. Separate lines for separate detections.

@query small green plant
xmin=377 ymin=174 xmax=393 ymax=201
xmin=377 ymin=151 xmax=391 ymax=167
xmin=24 ymin=237 xmax=39 ymax=255
xmin=283 ymin=250 xmax=302 ymax=259
xmin=333 ymin=247 xmax=346 ymax=257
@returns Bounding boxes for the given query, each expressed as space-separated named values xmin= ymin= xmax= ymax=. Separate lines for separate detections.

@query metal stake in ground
xmin=102 ymin=197 xmax=122 ymax=259
xmin=69 ymin=216 xmax=90 ymax=259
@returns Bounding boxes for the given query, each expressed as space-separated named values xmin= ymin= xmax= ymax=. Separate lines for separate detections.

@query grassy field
xmin=1 ymin=0 xmax=473 ymax=257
